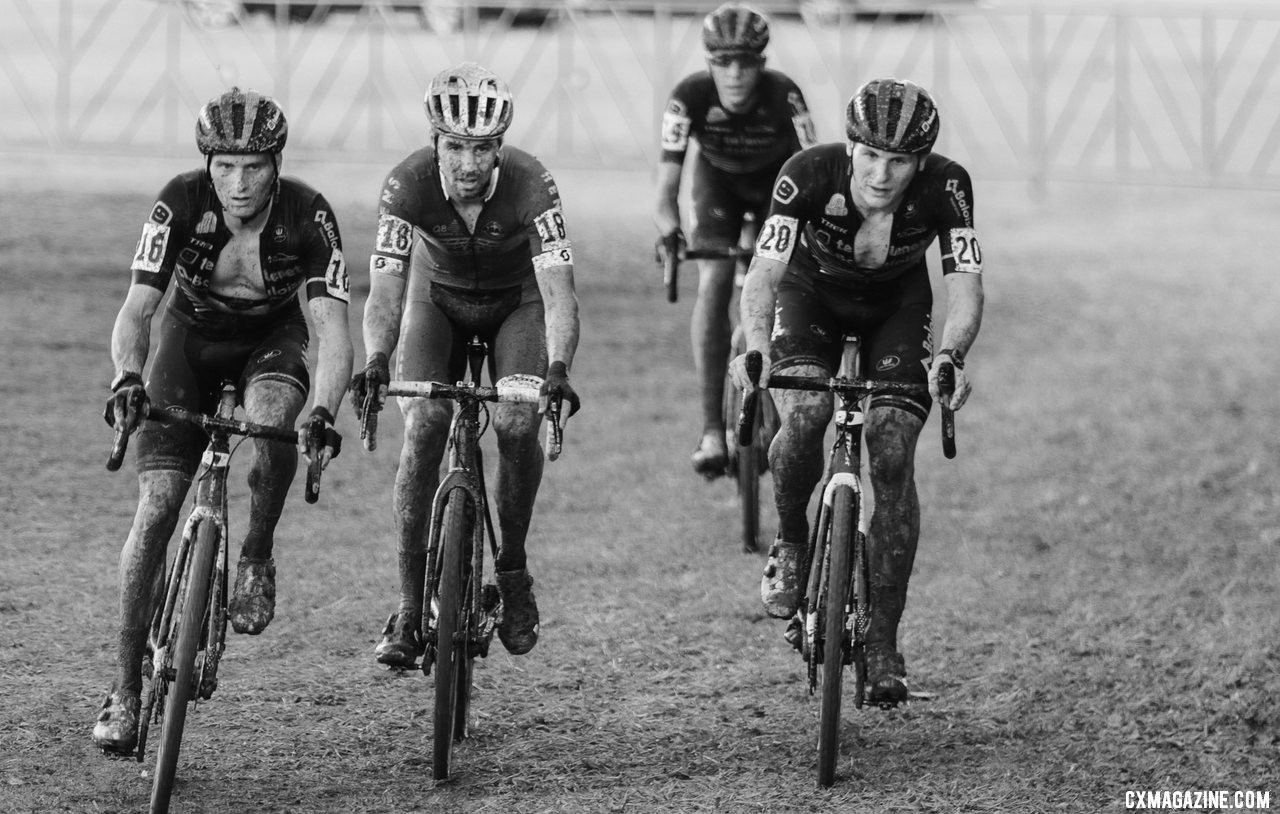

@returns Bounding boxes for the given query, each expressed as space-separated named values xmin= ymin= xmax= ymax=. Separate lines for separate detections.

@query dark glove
xmin=302 ymin=406 xmax=342 ymax=460
xmin=539 ymin=361 xmax=580 ymax=418
xmin=103 ymin=372 xmax=149 ymax=433
xmin=349 ymin=351 xmax=390 ymax=420
xmin=654 ymin=228 xmax=686 ymax=265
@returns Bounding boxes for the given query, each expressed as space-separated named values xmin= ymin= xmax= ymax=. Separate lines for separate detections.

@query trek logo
xmin=773 ymin=175 xmax=798 ymax=205
xmin=824 ymin=194 xmax=848 ymax=216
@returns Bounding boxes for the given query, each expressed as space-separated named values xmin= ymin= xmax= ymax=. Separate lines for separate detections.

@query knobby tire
xmin=817 ymin=487 xmax=856 ymax=788
xmin=725 ymin=368 xmax=760 ymax=553
xmin=150 ymin=519 xmax=217 ymax=814
xmin=433 ymin=489 xmax=471 ymax=781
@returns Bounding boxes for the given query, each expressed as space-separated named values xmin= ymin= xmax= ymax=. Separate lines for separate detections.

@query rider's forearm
xmin=361 ymin=275 xmax=404 ymax=362
xmin=739 ymin=259 xmax=779 ymax=354
xmin=544 ymin=284 xmax=579 ymax=369
xmin=110 ymin=285 xmax=162 ymax=379
xmin=654 ymin=161 xmax=683 ymax=236
xmin=309 ymin=300 xmax=354 ymax=417
xmin=938 ymin=275 xmax=984 ymax=356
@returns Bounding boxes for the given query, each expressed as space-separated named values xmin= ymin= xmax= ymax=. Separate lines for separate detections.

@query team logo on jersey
xmin=258 ymin=350 xmax=282 ymax=363
xmin=772 ymin=175 xmax=798 ymax=205
xmin=273 ymin=225 xmax=288 ymax=243
xmin=149 ymin=201 xmax=172 ymax=225
xmin=197 ymin=211 xmax=217 ymax=234
xmin=314 ymin=211 xmax=339 ymax=249
xmin=706 ymin=106 xmax=729 ymax=124
xmin=876 ymin=355 xmax=901 ymax=372
xmin=945 ymin=179 xmax=973 ymax=225
xmin=482 ymin=220 xmax=503 ymax=237
xmin=431 ymin=224 xmax=451 ymax=235
xmin=824 ymin=194 xmax=847 ymax=216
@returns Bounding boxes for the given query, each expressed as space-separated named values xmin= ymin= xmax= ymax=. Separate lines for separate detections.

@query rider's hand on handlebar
xmin=654 ymin=228 xmax=686 ymax=265
xmin=539 ymin=361 xmax=580 ymax=418
xmin=103 ymin=372 xmax=150 ymax=434
xmin=349 ymin=351 xmax=390 ymax=420
xmin=928 ymin=352 xmax=971 ymax=410
xmin=299 ymin=406 xmax=342 ymax=468
xmin=729 ymin=350 xmax=771 ymax=392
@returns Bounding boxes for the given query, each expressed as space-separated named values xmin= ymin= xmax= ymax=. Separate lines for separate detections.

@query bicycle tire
xmin=851 ymin=528 xmax=870 ymax=711
xmin=150 ymin=519 xmax=218 ymax=813
xmin=432 ymin=488 xmax=471 ymax=781
xmin=817 ymin=485 xmax=856 ymax=788
xmin=724 ymin=367 xmax=760 ymax=553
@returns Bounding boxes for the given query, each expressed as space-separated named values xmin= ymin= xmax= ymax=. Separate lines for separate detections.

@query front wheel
xmin=817 ymin=485 xmax=857 ymax=788
xmin=150 ymin=519 xmax=218 ymax=813
xmin=432 ymin=488 xmax=473 ymax=781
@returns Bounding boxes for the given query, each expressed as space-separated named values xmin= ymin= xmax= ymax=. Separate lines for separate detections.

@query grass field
xmin=0 ymin=159 xmax=1278 ymax=812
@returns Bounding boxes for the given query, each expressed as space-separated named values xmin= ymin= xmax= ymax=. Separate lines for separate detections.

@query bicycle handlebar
xmin=735 ymin=350 xmax=956 ymax=456
xmin=658 ymin=244 xmax=753 ymax=304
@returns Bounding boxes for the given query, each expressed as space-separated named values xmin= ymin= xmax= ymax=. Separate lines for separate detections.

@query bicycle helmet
xmin=195 ymin=87 xmax=288 ymax=155
xmin=702 ymin=3 xmax=769 ymax=56
xmin=424 ymin=62 xmax=514 ymax=141
xmin=845 ymin=78 xmax=940 ymax=155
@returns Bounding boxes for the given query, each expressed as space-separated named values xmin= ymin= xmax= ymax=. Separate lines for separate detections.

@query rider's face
xmin=209 ymin=153 xmax=276 ymax=220
xmin=849 ymin=143 xmax=922 ymax=210
xmin=437 ymin=136 xmax=501 ymax=202
xmin=707 ymin=53 xmax=764 ymax=112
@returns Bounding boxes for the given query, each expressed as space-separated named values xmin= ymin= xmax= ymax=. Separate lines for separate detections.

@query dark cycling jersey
xmin=660 ymin=69 xmax=817 ymax=174
xmin=756 ymin=144 xmax=984 ymax=293
xmin=130 ymin=170 xmax=349 ymax=335
xmin=370 ymin=144 xmax=572 ymax=293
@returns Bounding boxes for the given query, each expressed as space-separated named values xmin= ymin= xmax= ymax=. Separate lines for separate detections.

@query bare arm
xmin=653 ymin=161 xmax=684 ymax=237
xmin=110 ymin=284 xmax=164 ymax=379
xmin=731 ymin=254 xmax=789 ymax=389
xmin=307 ymin=296 xmax=354 ymax=417
xmin=929 ymin=272 xmax=984 ymax=409
xmin=535 ymin=265 xmax=579 ymax=368
xmin=361 ymin=271 xmax=406 ymax=363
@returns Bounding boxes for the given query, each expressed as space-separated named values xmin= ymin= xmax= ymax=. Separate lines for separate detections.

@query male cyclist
xmin=654 ymin=2 xmax=817 ymax=477
xmin=93 ymin=88 xmax=352 ymax=753
xmin=730 ymin=78 xmax=984 ymax=705
xmin=353 ymin=63 xmax=580 ymax=668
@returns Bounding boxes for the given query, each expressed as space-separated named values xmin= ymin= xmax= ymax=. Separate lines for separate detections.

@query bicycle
xmin=656 ymin=240 xmax=779 ymax=552
xmin=358 ymin=337 xmax=565 ymax=782
xmin=105 ymin=382 xmax=324 ymax=814
xmin=738 ymin=339 xmax=956 ymax=787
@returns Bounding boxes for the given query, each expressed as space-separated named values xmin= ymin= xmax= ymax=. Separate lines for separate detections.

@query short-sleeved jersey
xmin=660 ymin=69 xmax=817 ymax=174
xmin=370 ymin=145 xmax=572 ymax=292
xmin=755 ymin=144 xmax=983 ymax=293
xmin=129 ymin=170 xmax=349 ymax=332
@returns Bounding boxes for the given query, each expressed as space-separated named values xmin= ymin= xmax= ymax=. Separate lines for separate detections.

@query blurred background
xmin=5 ymin=0 xmax=1280 ymax=191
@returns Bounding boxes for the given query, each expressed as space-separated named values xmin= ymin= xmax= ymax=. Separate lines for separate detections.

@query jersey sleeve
xmin=659 ymin=78 xmax=698 ymax=164
xmin=935 ymin=163 xmax=983 ymax=276
xmin=128 ymin=176 xmax=190 ymax=291
xmin=303 ymin=192 xmax=350 ymax=302
xmin=523 ymin=161 xmax=574 ymax=273
xmin=369 ymin=162 xmax=419 ymax=281
xmin=753 ymin=153 xmax=811 ymax=266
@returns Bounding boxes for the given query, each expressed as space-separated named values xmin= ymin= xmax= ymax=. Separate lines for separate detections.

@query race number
xmin=131 ymin=221 xmax=170 ymax=273
xmin=534 ymin=207 xmax=568 ymax=246
xmin=324 ymin=248 xmax=350 ymax=301
xmin=948 ymin=227 xmax=983 ymax=274
xmin=534 ymin=241 xmax=574 ymax=272
xmin=755 ymin=214 xmax=799 ymax=263
xmin=661 ymin=106 xmax=691 ymax=152
xmin=374 ymin=213 xmax=413 ymax=257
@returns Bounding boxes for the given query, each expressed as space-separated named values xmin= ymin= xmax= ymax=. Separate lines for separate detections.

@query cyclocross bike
xmin=657 ymin=240 xmax=778 ymax=552
xmin=359 ymin=337 xmax=565 ymax=782
xmin=739 ymin=340 xmax=955 ymax=787
xmin=106 ymin=382 xmax=324 ymax=814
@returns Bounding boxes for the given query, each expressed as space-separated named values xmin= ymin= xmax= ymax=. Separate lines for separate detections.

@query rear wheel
xmin=817 ymin=486 xmax=856 ymax=788
xmin=150 ymin=519 xmax=218 ymax=814
xmin=432 ymin=488 xmax=472 ymax=781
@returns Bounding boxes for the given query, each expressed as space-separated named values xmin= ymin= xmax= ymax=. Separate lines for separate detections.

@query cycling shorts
xmin=397 ymin=275 xmax=546 ymax=387
xmin=688 ymin=154 xmax=780 ymax=249
xmin=136 ymin=305 xmax=310 ymax=475
xmin=770 ymin=268 xmax=934 ymax=422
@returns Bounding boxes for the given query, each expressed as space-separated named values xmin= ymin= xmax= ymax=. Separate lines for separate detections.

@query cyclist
xmin=654 ymin=2 xmax=817 ymax=478
xmin=729 ymin=78 xmax=984 ymax=705
xmin=92 ymin=88 xmax=353 ymax=753
xmin=353 ymin=63 xmax=581 ymax=668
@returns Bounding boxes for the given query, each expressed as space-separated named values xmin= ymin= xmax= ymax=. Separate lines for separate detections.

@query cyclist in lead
xmin=353 ymin=63 xmax=581 ymax=668
xmin=92 ymin=88 xmax=352 ymax=753
xmin=729 ymin=78 xmax=984 ymax=705
xmin=653 ymin=2 xmax=817 ymax=478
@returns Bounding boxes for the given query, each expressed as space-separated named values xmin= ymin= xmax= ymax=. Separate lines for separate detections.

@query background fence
xmin=4 ymin=0 xmax=1280 ymax=188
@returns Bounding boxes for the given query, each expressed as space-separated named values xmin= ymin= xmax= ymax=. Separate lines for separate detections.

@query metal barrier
xmin=3 ymin=0 xmax=1280 ymax=188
